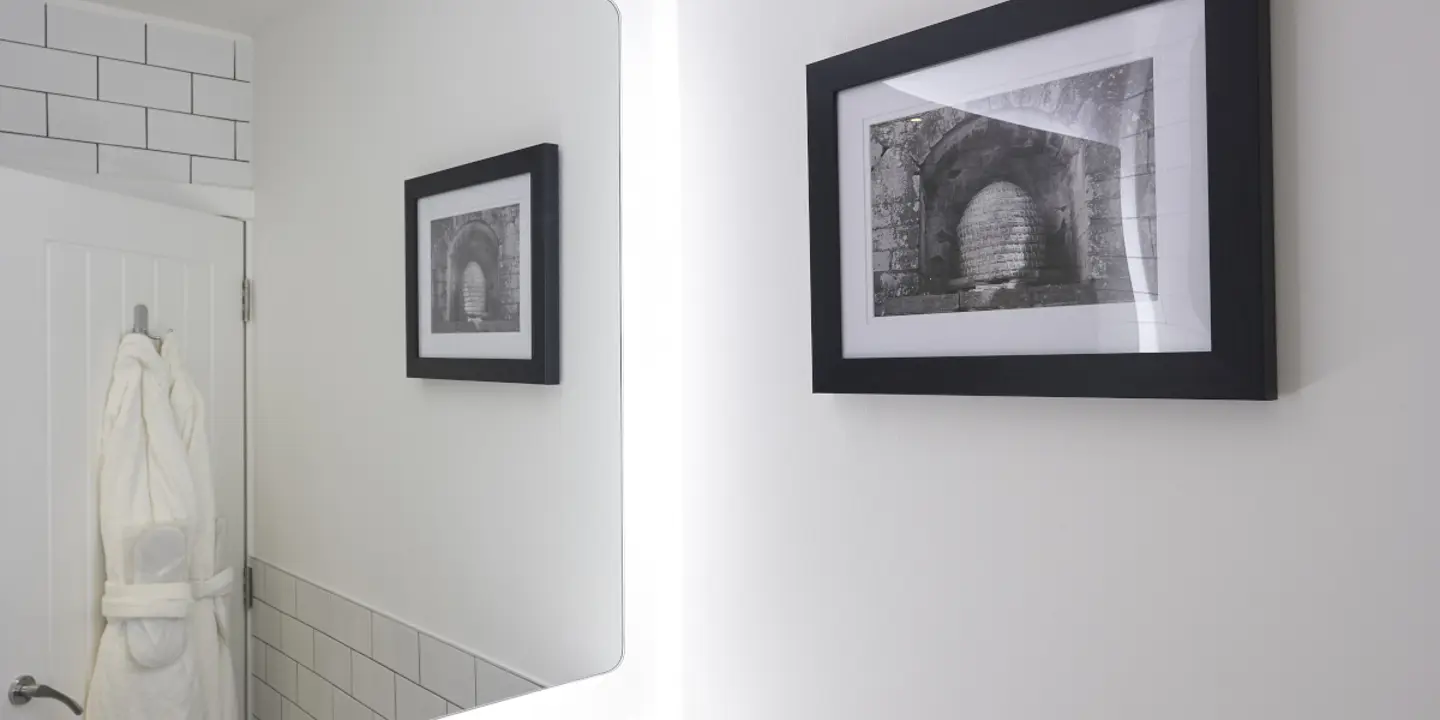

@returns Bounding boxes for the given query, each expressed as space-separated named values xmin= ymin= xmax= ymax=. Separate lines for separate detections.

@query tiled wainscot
xmin=248 ymin=560 xmax=543 ymax=720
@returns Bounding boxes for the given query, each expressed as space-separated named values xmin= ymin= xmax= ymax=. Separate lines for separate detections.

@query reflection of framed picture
xmin=406 ymin=144 xmax=560 ymax=384
xmin=808 ymin=0 xmax=1275 ymax=399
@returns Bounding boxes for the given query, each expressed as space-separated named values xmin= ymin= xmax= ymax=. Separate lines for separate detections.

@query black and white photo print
xmin=869 ymin=60 xmax=1156 ymax=318
xmin=808 ymin=0 xmax=1276 ymax=399
xmin=431 ymin=205 xmax=524 ymax=334
xmin=407 ymin=143 xmax=561 ymax=384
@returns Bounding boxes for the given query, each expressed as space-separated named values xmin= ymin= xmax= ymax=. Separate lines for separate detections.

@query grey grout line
xmin=0 ymin=127 xmax=246 ymax=167
xmin=0 ymin=82 xmax=247 ymax=126
xmin=253 ymin=596 xmax=520 ymax=716
xmin=0 ymin=38 xmax=254 ymax=84
xmin=251 ymin=558 xmax=548 ymax=690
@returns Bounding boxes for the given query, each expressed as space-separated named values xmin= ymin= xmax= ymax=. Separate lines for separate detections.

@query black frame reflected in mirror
xmin=405 ymin=143 xmax=562 ymax=384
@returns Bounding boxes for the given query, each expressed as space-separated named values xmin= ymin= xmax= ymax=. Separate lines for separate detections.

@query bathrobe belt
xmin=100 ymin=567 xmax=234 ymax=620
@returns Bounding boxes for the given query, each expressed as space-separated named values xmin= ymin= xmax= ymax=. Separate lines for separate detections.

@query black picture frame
xmin=807 ymin=0 xmax=1275 ymax=400
xmin=406 ymin=143 xmax=561 ymax=384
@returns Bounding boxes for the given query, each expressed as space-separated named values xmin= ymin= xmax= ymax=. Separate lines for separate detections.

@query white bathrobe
xmin=86 ymin=334 xmax=238 ymax=720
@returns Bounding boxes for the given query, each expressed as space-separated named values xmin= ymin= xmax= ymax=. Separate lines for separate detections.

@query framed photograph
xmin=807 ymin=0 xmax=1275 ymax=399
xmin=406 ymin=143 xmax=560 ymax=384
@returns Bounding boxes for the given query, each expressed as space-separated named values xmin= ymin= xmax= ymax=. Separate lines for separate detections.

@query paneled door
xmin=0 ymin=167 xmax=245 ymax=718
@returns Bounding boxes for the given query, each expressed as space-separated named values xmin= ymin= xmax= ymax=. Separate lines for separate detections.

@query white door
xmin=0 ymin=167 xmax=246 ymax=718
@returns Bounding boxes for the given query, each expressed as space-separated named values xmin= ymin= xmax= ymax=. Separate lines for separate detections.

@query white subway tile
xmin=418 ymin=637 xmax=474 ymax=708
xmin=268 ymin=645 xmax=299 ymax=701
xmin=146 ymin=23 xmax=233 ymax=77
xmin=283 ymin=698 xmax=314 ymax=720
xmin=396 ymin=677 xmax=447 ymax=720
xmin=236 ymin=121 xmax=251 ymax=161
xmin=256 ymin=681 xmax=284 ymax=720
xmin=250 ymin=635 xmax=268 ymax=682
xmin=99 ymin=146 xmax=189 ymax=183
xmin=296 ymin=581 xmax=336 ymax=638
xmin=193 ymin=74 xmax=251 ymax=120
xmin=235 ymin=37 xmax=253 ymax=82
xmin=99 ymin=59 xmax=189 ymax=112
xmin=47 ymin=95 xmax=144 ymax=147
xmin=352 ymin=652 xmax=396 ymax=720
xmin=148 ymin=109 xmax=232 ymax=158
xmin=0 ymin=0 xmax=44 ymax=44
xmin=0 ymin=40 xmax=96 ymax=97
xmin=474 ymin=658 xmax=538 ymax=707
xmin=46 ymin=4 xmax=144 ymax=61
xmin=297 ymin=666 xmax=334 ymax=720
xmin=334 ymin=689 xmax=372 ymax=720
xmin=371 ymin=615 xmax=420 ymax=682
xmin=263 ymin=567 xmax=299 ymax=614
xmin=282 ymin=614 xmax=316 ymax=668
xmin=330 ymin=595 xmax=372 ymax=656
xmin=0 ymin=130 xmax=95 ymax=175
xmin=192 ymin=156 xmax=250 ymax=187
xmin=0 ymin=87 xmax=46 ymax=135
xmin=255 ymin=602 xmax=283 ymax=647
xmin=314 ymin=633 xmax=352 ymax=692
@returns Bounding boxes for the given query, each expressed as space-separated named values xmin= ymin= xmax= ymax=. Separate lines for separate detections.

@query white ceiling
xmin=87 ymin=0 xmax=301 ymax=35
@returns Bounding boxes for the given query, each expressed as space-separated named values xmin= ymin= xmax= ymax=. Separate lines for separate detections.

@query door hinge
xmin=241 ymin=278 xmax=253 ymax=324
xmin=243 ymin=565 xmax=254 ymax=608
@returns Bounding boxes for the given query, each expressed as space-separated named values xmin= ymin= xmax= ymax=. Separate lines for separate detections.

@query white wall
xmin=252 ymin=0 xmax=621 ymax=690
xmin=680 ymin=1 xmax=1439 ymax=719
xmin=0 ymin=0 xmax=253 ymax=188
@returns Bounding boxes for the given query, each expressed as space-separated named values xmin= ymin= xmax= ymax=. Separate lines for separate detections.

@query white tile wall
xmin=0 ymin=87 xmax=47 ymax=135
xmin=314 ymin=633 xmax=352 ymax=692
xmin=250 ymin=560 xmax=542 ymax=720
xmin=0 ymin=3 xmax=252 ymax=188
xmin=192 ymin=74 xmax=251 ymax=120
xmin=396 ymin=677 xmax=448 ymax=720
xmin=256 ymin=682 xmax=283 ymax=720
xmin=475 ymin=659 xmax=540 ymax=705
xmin=281 ymin=614 xmax=316 ymax=668
xmin=236 ymin=121 xmax=251 ymax=161
xmin=250 ymin=636 xmax=268 ymax=683
xmin=351 ymin=652 xmax=397 ymax=719
xmin=148 ymin=109 xmax=233 ymax=158
xmin=235 ymin=37 xmax=253 ymax=82
xmin=0 ymin=40 xmax=97 ymax=97
xmin=0 ymin=131 xmax=95 ymax=174
xmin=282 ymin=698 xmax=311 ymax=720
xmin=263 ymin=567 xmax=299 ymax=614
xmin=0 ymin=0 xmax=44 ymax=44
xmin=295 ymin=580 xmax=333 ymax=636
xmin=372 ymin=614 xmax=421 ymax=683
xmin=255 ymin=600 xmax=283 ymax=647
xmin=298 ymin=667 xmax=334 ymax=720
xmin=47 ymin=95 xmax=144 ymax=147
xmin=418 ymin=636 xmax=475 ymax=708
xmin=330 ymin=596 xmax=374 ymax=656
xmin=334 ymin=689 xmax=374 ymax=720
xmin=146 ymin=23 xmax=234 ymax=77
xmin=268 ymin=646 xmax=299 ymax=700
xmin=99 ymin=145 xmax=189 ymax=183
xmin=45 ymin=4 xmax=145 ymax=61
xmin=99 ymin=59 xmax=190 ymax=112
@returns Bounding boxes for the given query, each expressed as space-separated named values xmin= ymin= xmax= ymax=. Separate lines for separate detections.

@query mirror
xmin=248 ymin=0 xmax=621 ymax=716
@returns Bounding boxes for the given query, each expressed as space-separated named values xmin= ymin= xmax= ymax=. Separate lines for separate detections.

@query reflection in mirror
xmin=250 ymin=0 xmax=621 ymax=715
